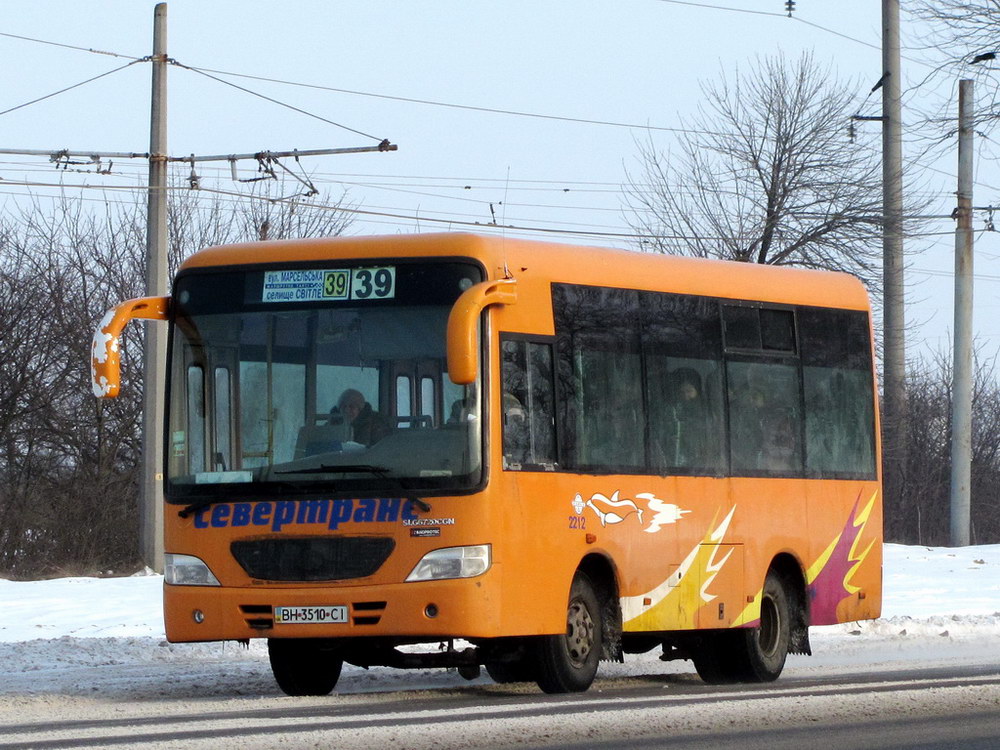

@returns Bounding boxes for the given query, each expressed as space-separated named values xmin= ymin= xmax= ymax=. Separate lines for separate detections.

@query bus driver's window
xmin=501 ymin=338 xmax=556 ymax=469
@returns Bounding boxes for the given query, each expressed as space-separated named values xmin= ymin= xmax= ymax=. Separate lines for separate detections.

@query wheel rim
xmin=758 ymin=595 xmax=780 ymax=657
xmin=565 ymin=599 xmax=595 ymax=666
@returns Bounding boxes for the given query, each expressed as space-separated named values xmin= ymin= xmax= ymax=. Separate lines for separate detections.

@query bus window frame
xmin=721 ymin=301 xmax=806 ymax=479
xmin=160 ymin=257 xmax=494 ymax=502
xmin=499 ymin=332 xmax=559 ymax=472
xmin=551 ymin=282 xmax=877 ymax=482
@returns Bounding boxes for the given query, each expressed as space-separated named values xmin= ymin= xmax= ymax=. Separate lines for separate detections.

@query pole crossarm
xmin=0 ymin=147 xmax=151 ymax=160
xmin=0 ymin=142 xmax=397 ymax=164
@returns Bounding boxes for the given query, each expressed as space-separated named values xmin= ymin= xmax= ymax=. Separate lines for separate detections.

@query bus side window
xmin=723 ymin=304 xmax=803 ymax=476
xmin=799 ymin=307 xmax=876 ymax=478
xmin=501 ymin=338 xmax=556 ymax=469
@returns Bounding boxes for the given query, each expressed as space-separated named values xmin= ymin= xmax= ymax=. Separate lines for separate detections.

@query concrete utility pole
xmin=882 ymin=0 xmax=906 ymax=506
xmin=141 ymin=1 xmax=168 ymax=571
xmin=951 ymin=79 xmax=974 ymax=547
xmin=0 ymin=4 xmax=397 ymax=573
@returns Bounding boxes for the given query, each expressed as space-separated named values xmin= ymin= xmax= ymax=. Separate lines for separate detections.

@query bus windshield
xmin=166 ymin=260 xmax=483 ymax=500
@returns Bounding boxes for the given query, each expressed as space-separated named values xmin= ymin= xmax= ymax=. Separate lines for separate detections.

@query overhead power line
xmin=170 ymin=60 xmax=388 ymax=143
xmin=180 ymin=61 xmax=716 ymax=136
xmin=0 ymin=30 xmax=143 ymax=60
xmin=653 ymin=0 xmax=936 ymax=71
xmin=2 ymin=27 xmax=708 ymax=135
xmin=653 ymin=0 xmax=784 ymax=18
xmin=0 ymin=59 xmax=147 ymax=119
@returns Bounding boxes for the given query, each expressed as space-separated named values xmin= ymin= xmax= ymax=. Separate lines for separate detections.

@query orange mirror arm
xmin=91 ymin=296 xmax=170 ymax=398
xmin=446 ymin=278 xmax=517 ymax=385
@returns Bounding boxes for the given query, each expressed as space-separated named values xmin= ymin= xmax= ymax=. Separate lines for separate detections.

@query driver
xmin=329 ymin=389 xmax=392 ymax=446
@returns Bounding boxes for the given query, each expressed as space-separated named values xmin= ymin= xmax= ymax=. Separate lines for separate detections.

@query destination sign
xmin=261 ymin=267 xmax=396 ymax=303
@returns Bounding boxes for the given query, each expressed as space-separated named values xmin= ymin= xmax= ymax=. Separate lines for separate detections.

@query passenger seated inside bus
xmin=669 ymin=367 xmax=711 ymax=467
xmin=730 ymin=383 xmax=799 ymax=473
xmin=503 ymin=392 xmax=529 ymax=465
xmin=328 ymin=388 xmax=392 ymax=447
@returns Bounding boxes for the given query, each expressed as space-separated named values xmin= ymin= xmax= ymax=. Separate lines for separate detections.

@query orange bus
xmin=92 ymin=233 xmax=882 ymax=695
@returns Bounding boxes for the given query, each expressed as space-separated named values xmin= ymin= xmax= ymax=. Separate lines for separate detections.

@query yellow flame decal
xmin=843 ymin=490 xmax=878 ymax=594
xmin=621 ymin=507 xmax=736 ymax=631
xmin=805 ymin=533 xmax=842 ymax=585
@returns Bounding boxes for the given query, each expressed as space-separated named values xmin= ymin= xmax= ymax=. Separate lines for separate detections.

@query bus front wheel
xmin=268 ymin=638 xmax=344 ymax=696
xmin=535 ymin=572 xmax=602 ymax=694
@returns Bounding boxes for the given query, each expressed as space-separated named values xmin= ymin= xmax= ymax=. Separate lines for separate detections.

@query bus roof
xmin=179 ymin=232 xmax=871 ymax=311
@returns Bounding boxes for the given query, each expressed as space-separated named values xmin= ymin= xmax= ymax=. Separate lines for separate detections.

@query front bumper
xmin=164 ymin=568 xmax=502 ymax=643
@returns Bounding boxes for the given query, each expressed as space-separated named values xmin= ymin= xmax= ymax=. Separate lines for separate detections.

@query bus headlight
xmin=405 ymin=545 xmax=491 ymax=582
xmin=164 ymin=553 xmax=221 ymax=586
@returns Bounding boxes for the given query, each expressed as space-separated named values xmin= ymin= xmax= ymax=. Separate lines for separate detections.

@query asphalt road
xmin=1 ymin=659 xmax=997 ymax=749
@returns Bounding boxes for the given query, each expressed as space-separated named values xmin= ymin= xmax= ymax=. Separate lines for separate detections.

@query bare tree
xmin=625 ymin=52 xmax=883 ymax=285
xmin=909 ymin=2 xmax=1000 ymax=83
xmin=895 ymin=346 xmax=1000 ymax=545
xmin=905 ymin=1 xmax=1000 ymax=154
xmin=0 ymin=183 xmax=354 ymax=578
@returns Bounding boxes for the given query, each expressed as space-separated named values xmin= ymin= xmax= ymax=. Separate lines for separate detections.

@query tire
xmin=535 ymin=572 xmax=602 ymax=694
xmin=484 ymin=655 xmax=537 ymax=684
xmin=692 ymin=570 xmax=791 ymax=684
xmin=739 ymin=569 xmax=791 ymax=681
xmin=268 ymin=638 xmax=344 ymax=696
xmin=691 ymin=632 xmax=740 ymax=684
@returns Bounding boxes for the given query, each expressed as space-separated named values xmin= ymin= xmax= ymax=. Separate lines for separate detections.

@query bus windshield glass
xmin=166 ymin=260 xmax=484 ymax=500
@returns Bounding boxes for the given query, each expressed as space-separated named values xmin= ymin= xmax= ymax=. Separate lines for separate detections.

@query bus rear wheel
xmin=693 ymin=570 xmax=791 ymax=684
xmin=535 ymin=572 xmax=602 ymax=694
xmin=484 ymin=656 xmax=537 ymax=684
xmin=268 ymin=638 xmax=344 ymax=696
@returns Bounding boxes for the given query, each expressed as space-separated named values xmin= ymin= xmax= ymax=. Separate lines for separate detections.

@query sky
xmin=0 ymin=1 xmax=995 ymax=356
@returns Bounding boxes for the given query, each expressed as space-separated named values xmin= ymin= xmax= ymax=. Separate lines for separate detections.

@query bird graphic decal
xmin=572 ymin=490 xmax=690 ymax=532
xmin=585 ymin=491 xmax=643 ymax=527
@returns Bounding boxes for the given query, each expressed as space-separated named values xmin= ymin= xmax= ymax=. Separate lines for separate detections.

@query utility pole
xmin=882 ymin=0 xmax=906 ymax=509
xmin=1 ymin=5 xmax=397 ymax=574
xmin=141 ymin=1 xmax=168 ymax=571
xmin=951 ymin=79 xmax=974 ymax=547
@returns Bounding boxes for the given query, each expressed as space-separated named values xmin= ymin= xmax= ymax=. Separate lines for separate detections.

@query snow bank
xmin=0 ymin=543 xmax=997 ymax=687
xmin=2 ymin=544 xmax=998 ymax=644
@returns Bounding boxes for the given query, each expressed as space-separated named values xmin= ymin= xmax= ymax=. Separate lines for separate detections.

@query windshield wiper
xmin=274 ymin=463 xmax=391 ymax=476
xmin=274 ymin=464 xmax=432 ymax=512
xmin=179 ymin=465 xmax=432 ymax=517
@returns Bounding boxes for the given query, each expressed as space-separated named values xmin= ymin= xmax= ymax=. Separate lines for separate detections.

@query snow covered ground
xmin=0 ymin=543 xmax=998 ymax=694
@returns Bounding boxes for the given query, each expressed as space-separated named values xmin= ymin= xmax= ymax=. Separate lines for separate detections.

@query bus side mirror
xmin=446 ymin=279 xmax=517 ymax=385
xmin=92 ymin=296 xmax=170 ymax=398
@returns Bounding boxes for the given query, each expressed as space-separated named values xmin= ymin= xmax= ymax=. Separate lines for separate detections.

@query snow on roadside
xmin=0 ymin=571 xmax=163 ymax=643
xmin=882 ymin=543 xmax=1000 ymax=618
xmin=0 ymin=543 xmax=997 ymax=684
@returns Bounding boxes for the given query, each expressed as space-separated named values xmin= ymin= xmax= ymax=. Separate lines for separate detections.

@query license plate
xmin=274 ymin=605 xmax=348 ymax=624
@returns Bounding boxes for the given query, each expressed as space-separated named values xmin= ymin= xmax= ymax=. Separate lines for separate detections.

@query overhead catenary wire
xmin=0 ymin=155 xmax=979 ymax=231
xmin=0 ymin=19 xmax=939 ymax=142
xmin=0 ymin=173 xmax=973 ymax=244
xmin=0 ymin=28 xmax=729 ymax=136
xmin=169 ymin=60 xmax=389 ymax=143
xmin=2 ymin=17 xmax=996 ymax=252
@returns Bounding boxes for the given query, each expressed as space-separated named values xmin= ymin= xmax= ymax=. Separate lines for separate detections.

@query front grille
xmin=231 ymin=536 xmax=395 ymax=581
